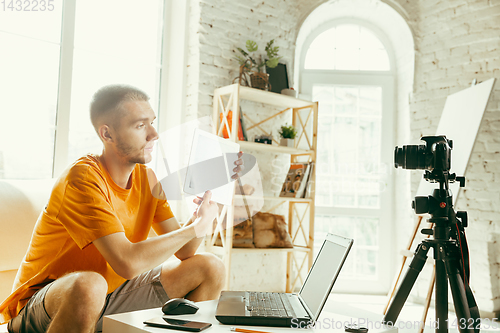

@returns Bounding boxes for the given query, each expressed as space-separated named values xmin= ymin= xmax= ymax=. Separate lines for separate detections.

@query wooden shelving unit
xmin=207 ymin=84 xmax=318 ymax=292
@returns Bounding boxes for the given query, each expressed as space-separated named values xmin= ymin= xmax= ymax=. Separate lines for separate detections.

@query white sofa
xmin=0 ymin=179 xmax=55 ymax=331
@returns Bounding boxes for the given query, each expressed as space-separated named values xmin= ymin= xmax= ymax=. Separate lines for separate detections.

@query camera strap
xmin=455 ymin=225 xmax=480 ymax=331
xmin=455 ymin=224 xmax=470 ymax=283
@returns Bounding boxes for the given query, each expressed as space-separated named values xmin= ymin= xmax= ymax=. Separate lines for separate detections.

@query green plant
xmin=234 ymin=39 xmax=282 ymax=73
xmin=278 ymin=124 xmax=297 ymax=139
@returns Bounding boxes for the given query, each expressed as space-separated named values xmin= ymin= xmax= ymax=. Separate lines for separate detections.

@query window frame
xmin=51 ymin=0 xmax=187 ymax=178
xmin=299 ymin=19 xmax=396 ymax=294
xmin=52 ymin=0 xmax=76 ymax=177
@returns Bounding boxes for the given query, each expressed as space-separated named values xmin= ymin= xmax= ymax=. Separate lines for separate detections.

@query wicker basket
xmin=250 ymin=72 xmax=271 ymax=91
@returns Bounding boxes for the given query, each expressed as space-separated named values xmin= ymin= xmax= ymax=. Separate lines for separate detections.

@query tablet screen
xmin=184 ymin=129 xmax=240 ymax=205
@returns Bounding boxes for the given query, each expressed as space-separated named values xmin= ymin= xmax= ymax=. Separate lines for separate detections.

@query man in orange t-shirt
xmin=1 ymin=85 xmax=241 ymax=333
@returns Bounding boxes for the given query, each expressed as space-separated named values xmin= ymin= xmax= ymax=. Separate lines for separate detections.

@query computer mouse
xmin=162 ymin=298 xmax=199 ymax=315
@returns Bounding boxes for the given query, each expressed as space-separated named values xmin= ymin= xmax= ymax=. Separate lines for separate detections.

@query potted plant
xmin=278 ymin=124 xmax=297 ymax=147
xmin=234 ymin=39 xmax=282 ymax=90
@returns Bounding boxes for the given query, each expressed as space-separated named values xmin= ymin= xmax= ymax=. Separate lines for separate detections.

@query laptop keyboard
xmin=245 ymin=292 xmax=296 ymax=318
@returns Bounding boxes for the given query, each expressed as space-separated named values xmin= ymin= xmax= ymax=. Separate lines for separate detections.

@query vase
xmin=280 ymin=138 xmax=294 ymax=148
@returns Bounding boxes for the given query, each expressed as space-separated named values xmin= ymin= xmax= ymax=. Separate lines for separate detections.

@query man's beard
xmin=116 ymin=139 xmax=147 ymax=165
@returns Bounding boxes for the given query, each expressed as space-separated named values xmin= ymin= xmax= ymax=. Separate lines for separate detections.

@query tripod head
xmin=412 ymin=171 xmax=468 ymax=233
xmin=394 ymin=135 xmax=468 ymax=234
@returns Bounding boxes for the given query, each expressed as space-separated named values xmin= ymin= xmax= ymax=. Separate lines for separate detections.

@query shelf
xmin=207 ymin=245 xmax=311 ymax=256
xmin=212 ymin=83 xmax=318 ymax=293
xmin=234 ymin=194 xmax=313 ymax=203
xmin=238 ymin=141 xmax=314 ymax=156
xmin=215 ymin=84 xmax=314 ymax=109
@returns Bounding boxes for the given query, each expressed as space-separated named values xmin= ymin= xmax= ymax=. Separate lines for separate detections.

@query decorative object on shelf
xmin=215 ymin=212 xmax=293 ymax=248
xmin=235 ymin=183 xmax=255 ymax=195
xmin=239 ymin=108 xmax=248 ymax=141
xmin=266 ymin=63 xmax=289 ymax=94
xmin=281 ymin=88 xmax=298 ymax=98
xmin=233 ymin=39 xmax=282 ymax=91
xmin=250 ymin=72 xmax=270 ymax=91
xmin=252 ymin=212 xmax=293 ymax=248
xmin=303 ymin=162 xmax=315 ymax=198
xmin=278 ymin=123 xmax=297 ymax=147
xmin=254 ymin=134 xmax=273 ymax=144
xmin=280 ymin=163 xmax=312 ymax=198
xmin=232 ymin=219 xmax=254 ymax=248
xmin=219 ymin=110 xmax=245 ymax=140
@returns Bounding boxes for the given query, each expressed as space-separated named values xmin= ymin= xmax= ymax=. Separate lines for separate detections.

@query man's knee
xmin=46 ymin=271 xmax=108 ymax=318
xmin=195 ymin=253 xmax=226 ymax=283
xmin=65 ymin=271 xmax=108 ymax=301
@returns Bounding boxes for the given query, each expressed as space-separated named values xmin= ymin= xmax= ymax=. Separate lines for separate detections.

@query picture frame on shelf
xmin=266 ymin=63 xmax=289 ymax=94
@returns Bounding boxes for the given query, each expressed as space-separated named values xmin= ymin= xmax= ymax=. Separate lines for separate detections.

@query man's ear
xmin=99 ymin=125 xmax=113 ymax=143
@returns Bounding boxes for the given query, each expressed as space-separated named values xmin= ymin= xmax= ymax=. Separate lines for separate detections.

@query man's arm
xmin=151 ymin=215 xmax=204 ymax=260
xmin=93 ymin=191 xmax=217 ymax=280
xmin=151 ymin=151 xmax=244 ymax=260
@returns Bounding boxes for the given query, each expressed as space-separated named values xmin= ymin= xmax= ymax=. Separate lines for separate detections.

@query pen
xmin=230 ymin=328 xmax=272 ymax=333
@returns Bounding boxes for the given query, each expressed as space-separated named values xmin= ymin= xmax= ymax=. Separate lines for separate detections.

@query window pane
xmin=313 ymin=84 xmax=383 ymax=208
xmin=304 ymin=28 xmax=335 ymax=70
xmin=304 ymin=24 xmax=390 ymax=71
xmin=335 ymin=48 xmax=359 ymax=70
xmin=0 ymin=32 xmax=60 ymax=179
xmin=66 ymin=0 xmax=163 ymax=167
xmin=314 ymin=215 xmax=379 ymax=279
xmin=335 ymin=25 xmax=359 ymax=49
xmin=360 ymin=49 xmax=390 ymax=71
xmin=0 ymin=1 xmax=63 ymax=43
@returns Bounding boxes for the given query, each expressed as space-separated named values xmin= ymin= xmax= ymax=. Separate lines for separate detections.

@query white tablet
xmin=184 ymin=128 xmax=240 ymax=205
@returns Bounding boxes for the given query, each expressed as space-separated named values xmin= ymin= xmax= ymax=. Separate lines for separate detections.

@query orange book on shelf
xmin=220 ymin=110 xmax=245 ymax=140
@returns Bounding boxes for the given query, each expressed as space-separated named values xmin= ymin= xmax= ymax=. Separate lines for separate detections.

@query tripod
xmin=383 ymin=171 xmax=481 ymax=333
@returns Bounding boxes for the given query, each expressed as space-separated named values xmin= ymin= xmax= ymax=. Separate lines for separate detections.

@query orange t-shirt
xmin=0 ymin=155 xmax=174 ymax=324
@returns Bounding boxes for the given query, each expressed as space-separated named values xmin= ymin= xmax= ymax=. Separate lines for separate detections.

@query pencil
xmin=230 ymin=327 xmax=272 ymax=333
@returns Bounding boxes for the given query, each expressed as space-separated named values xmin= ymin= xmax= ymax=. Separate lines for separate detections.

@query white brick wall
xmin=185 ymin=0 xmax=500 ymax=314
xmin=400 ymin=0 xmax=500 ymax=316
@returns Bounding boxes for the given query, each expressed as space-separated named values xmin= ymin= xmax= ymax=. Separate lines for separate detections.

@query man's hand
xmin=231 ymin=151 xmax=244 ymax=180
xmin=192 ymin=191 xmax=218 ymax=237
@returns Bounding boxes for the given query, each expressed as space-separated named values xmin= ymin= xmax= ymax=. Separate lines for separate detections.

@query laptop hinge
xmin=297 ymin=294 xmax=314 ymax=320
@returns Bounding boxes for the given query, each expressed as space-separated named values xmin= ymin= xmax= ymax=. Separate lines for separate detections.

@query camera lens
xmin=394 ymin=145 xmax=426 ymax=169
xmin=394 ymin=147 xmax=404 ymax=168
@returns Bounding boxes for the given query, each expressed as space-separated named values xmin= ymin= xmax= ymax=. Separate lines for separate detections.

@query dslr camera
xmin=394 ymin=135 xmax=452 ymax=172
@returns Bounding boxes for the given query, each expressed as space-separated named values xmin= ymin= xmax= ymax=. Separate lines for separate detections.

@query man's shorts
xmin=8 ymin=265 xmax=169 ymax=333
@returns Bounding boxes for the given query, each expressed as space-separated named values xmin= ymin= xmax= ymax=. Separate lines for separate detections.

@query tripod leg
xmin=419 ymin=267 xmax=435 ymax=333
xmin=383 ymin=243 xmax=430 ymax=325
xmin=443 ymin=256 xmax=474 ymax=333
xmin=384 ymin=216 xmax=424 ymax=315
xmin=435 ymin=259 xmax=449 ymax=333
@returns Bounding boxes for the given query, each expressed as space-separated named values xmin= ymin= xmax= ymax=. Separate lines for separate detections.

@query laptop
xmin=215 ymin=233 xmax=353 ymax=327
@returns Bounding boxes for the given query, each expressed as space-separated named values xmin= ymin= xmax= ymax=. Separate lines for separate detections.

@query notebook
xmin=215 ymin=233 xmax=353 ymax=327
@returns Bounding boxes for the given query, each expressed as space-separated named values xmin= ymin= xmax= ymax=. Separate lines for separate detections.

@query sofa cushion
xmin=0 ymin=179 xmax=54 ymax=272
xmin=0 ymin=271 xmax=18 ymax=306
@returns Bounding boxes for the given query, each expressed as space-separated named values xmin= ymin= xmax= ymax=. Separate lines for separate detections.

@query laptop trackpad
xmin=216 ymin=300 xmax=246 ymax=315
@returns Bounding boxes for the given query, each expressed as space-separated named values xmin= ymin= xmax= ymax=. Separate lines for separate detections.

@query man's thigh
xmin=96 ymin=265 xmax=169 ymax=332
xmin=8 ymin=267 xmax=170 ymax=333
xmin=8 ymin=282 xmax=53 ymax=333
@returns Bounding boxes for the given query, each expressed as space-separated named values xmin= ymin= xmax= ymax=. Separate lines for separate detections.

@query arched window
xmin=304 ymin=24 xmax=390 ymax=71
xmin=299 ymin=22 xmax=395 ymax=293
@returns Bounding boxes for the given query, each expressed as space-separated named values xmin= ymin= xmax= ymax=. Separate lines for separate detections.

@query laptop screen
xmin=298 ymin=234 xmax=353 ymax=320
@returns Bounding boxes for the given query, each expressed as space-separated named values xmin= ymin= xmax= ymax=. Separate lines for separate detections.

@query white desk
xmin=103 ymin=300 xmax=397 ymax=333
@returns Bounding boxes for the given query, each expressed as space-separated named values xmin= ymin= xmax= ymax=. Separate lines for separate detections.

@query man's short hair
xmin=90 ymin=84 xmax=150 ymax=132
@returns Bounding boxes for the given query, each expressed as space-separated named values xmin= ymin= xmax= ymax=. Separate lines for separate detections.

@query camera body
xmin=394 ymin=135 xmax=452 ymax=172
